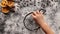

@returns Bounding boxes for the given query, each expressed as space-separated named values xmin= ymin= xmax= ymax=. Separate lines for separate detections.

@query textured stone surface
xmin=0 ymin=0 xmax=60 ymax=34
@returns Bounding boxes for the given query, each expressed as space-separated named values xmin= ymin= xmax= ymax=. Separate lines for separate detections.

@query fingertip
xmin=31 ymin=14 xmax=33 ymax=16
xmin=37 ymin=10 xmax=39 ymax=12
xmin=33 ymin=11 xmax=36 ymax=15
xmin=36 ymin=10 xmax=39 ymax=14
xmin=31 ymin=14 xmax=35 ymax=18
xmin=40 ymin=11 xmax=43 ymax=14
xmin=31 ymin=13 xmax=35 ymax=16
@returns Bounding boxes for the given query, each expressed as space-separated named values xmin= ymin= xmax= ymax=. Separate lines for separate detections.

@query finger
xmin=32 ymin=11 xmax=36 ymax=15
xmin=40 ymin=11 xmax=43 ymax=14
xmin=41 ymin=10 xmax=43 ymax=13
xmin=36 ymin=10 xmax=40 ymax=14
xmin=31 ymin=14 xmax=36 ymax=18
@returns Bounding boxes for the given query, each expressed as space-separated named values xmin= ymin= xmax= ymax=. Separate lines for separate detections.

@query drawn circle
xmin=23 ymin=9 xmax=46 ymax=31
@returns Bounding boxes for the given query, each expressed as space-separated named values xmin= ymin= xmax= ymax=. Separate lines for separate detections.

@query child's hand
xmin=32 ymin=10 xmax=54 ymax=34
xmin=32 ymin=10 xmax=45 ymax=24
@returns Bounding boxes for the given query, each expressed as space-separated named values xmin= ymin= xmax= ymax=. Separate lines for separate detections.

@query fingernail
xmin=40 ymin=11 xmax=43 ymax=14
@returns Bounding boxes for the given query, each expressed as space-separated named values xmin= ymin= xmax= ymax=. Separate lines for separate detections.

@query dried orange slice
xmin=7 ymin=1 xmax=14 ymax=7
xmin=7 ymin=0 xmax=14 ymax=1
xmin=0 ymin=0 xmax=7 ymax=7
xmin=1 ymin=0 xmax=14 ymax=13
xmin=0 ymin=2 xmax=6 ymax=7
xmin=2 ymin=7 xmax=9 ymax=13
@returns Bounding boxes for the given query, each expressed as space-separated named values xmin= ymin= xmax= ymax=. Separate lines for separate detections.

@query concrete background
xmin=0 ymin=0 xmax=60 ymax=34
